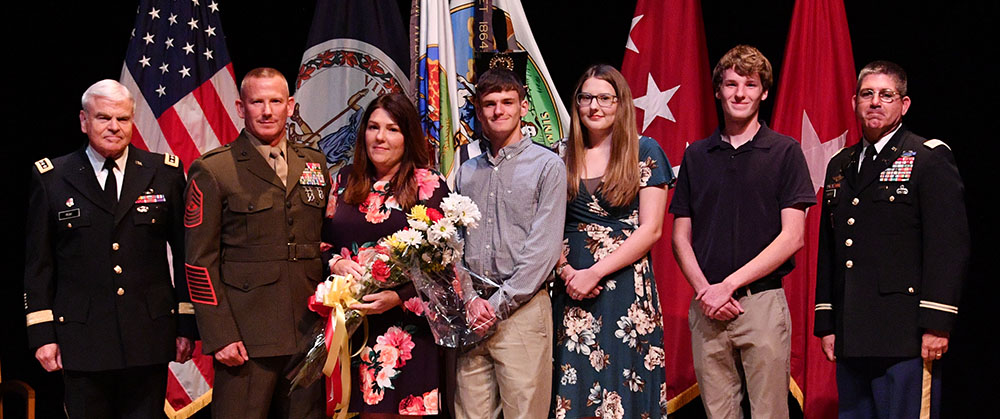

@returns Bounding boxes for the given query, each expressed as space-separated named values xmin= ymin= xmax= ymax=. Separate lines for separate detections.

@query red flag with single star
xmin=770 ymin=0 xmax=859 ymax=417
xmin=621 ymin=0 xmax=717 ymax=412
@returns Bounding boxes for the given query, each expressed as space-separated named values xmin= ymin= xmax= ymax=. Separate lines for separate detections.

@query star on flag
xmin=633 ymin=73 xmax=680 ymax=132
xmin=800 ymin=110 xmax=848 ymax=191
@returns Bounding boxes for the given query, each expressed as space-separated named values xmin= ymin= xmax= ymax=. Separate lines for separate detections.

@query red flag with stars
xmin=770 ymin=0 xmax=859 ymax=417
xmin=621 ymin=0 xmax=717 ymax=412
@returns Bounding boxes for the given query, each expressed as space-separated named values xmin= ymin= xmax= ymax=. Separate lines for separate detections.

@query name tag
xmin=58 ymin=209 xmax=80 ymax=221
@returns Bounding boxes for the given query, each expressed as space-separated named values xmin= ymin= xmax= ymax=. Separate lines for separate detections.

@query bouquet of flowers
xmin=287 ymin=243 xmax=409 ymax=412
xmin=382 ymin=192 xmax=502 ymax=348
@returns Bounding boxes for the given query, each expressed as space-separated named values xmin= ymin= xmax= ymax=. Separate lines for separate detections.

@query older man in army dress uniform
xmin=24 ymin=79 xmax=195 ymax=418
xmin=184 ymin=67 xmax=328 ymax=418
xmin=815 ymin=61 xmax=970 ymax=419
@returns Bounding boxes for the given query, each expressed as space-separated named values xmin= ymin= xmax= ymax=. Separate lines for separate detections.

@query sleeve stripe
xmin=815 ymin=303 xmax=833 ymax=311
xmin=919 ymin=300 xmax=958 ymax=314
xmin=178 ymin=302 xmax=195 ymax=314
xmin=184 ymin=179 xmax=204 ymax=228
xmin=184 ymin=264 xmax=218 ymax=306
xmin=26 ymin=309 xmax=54 ymax=326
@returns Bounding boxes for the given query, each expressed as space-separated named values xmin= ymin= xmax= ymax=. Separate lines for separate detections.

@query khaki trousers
xmin=454 ymin=290 xmax=553 ymax=419
xmin=689 ymin=288 xmax=791 ymax=419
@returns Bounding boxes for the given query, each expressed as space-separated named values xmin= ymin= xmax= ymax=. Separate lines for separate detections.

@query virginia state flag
xmin=292 ymin=0 xmax=411 ymax=175
xmin=770 ymin=1 xmax=859 ymax=417
xmin=620 ymin=0 xmax=717 ymax=413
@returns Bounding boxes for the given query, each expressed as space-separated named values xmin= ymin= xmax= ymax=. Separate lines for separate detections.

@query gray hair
xmin=857 ymin=61 xmax=908 ymax=97
xmin=81 ymin=79 xmax=135 ymax=113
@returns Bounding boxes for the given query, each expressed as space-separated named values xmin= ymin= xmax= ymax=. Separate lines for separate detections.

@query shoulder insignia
xmin=923 ymin=139 xmax=951 ymax=150
xmin=34 ymin=158 xmax=53 ymax=173
xmin=164 ymin=153 xmax=180 ymax=167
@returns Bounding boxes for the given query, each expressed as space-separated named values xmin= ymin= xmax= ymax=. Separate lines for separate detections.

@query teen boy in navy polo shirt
xmin=669 ymin=45 xmax=815 ymax=418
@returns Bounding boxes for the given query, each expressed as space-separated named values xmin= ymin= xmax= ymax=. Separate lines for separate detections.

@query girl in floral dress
xmin=553 ymin=65 xmax=674 ymax=419
xmin=323 ymin=93 xmax=447 ymax=417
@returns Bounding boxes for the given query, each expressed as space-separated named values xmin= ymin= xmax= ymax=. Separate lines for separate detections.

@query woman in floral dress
xmin=553 ymin=64 xmax=674 ymax=419
xmin=323 ymin=93 xmax=447 ymax=417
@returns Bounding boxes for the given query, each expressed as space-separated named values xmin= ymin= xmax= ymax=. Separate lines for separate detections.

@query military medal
xmin=66 ymin=198 xmax=74 ymax=207
xmin=137 ymin=206 xmax=149 ymax=213
xmin=135 ymin=194 xmax=167 ymax=204
xmin=299 ymin=162 xmax=326 ymax=186
xmin=896 ymin=185 xmax=909 ymax=195
xmin=305 ymin=187 xmax=316 ymax=203
xmin=879 ymin=155 xmax=914 ymax=182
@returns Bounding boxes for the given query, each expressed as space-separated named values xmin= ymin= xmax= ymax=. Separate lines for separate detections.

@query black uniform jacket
xmin=814 ymin=126 xmax=970 ymax=358
xmin=184 ymin=131 xmax=329 ymax=357
xmin=24 ymin=145 xmax=195 ymax=371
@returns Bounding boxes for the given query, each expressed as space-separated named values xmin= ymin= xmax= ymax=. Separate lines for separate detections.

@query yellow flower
xmin=409 ymin=205 xmax=430 ymax=223
xmin=382 ymin=234 xmax=406 ymax=251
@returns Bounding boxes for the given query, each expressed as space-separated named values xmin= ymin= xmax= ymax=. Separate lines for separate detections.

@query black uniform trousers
xmin=63 ymin=364 xmax=167 ymax=419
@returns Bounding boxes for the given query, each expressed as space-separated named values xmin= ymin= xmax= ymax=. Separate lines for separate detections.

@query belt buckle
xmin=287 ymin=243 xmax=297 ymax=261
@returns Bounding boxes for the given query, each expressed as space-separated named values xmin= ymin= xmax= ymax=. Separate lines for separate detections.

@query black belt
xmin=732 ymin=276 xmax=783 ymax=298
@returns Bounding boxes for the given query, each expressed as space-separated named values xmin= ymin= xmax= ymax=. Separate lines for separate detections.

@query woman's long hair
xmin=565 ymin=64 xmax=640 ymax=207
xmin=343 ymin=92 xmax=432 ymax=210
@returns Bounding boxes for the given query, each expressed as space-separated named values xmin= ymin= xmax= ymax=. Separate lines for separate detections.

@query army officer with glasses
xmin=815 ymin=60 xmax=970 ymax=419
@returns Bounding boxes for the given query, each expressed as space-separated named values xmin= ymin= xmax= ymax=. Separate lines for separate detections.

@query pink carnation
xmin=414 ymin=168 xmax=440 ymax=200
xmin=402 ymin=297 xmax=425 ymax=316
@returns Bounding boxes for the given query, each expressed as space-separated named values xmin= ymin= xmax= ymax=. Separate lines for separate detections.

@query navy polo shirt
xmin=669 ymin=122 xmax=816 ymax=284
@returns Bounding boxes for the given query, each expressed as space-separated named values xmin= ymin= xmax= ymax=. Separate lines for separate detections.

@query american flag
xmin=120 ymin=1 xmax=238 ymax=417
xmin=121 ymin=0 xmax=242 ymax=170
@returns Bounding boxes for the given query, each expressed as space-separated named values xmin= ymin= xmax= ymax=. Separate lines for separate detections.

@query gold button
xmin=58 ymin=316 xmax=65 ymax=322
xmin=117 ymin=287 xmax=125 ymax=296
xmin=852 ymin=198 xmax=860 ymax=206
xmin=67 ymin=223 xmax=73 ymax=228
xmin=845 ymin=239 xmax=853 ymax=247
xmin=889 ymin=196 xmax=895 ymax=202
xmin=151 ymin=218 xmax=156 ymax=224
xmin=907 ymin=287 xmax=915 ymax=294
xmin=113 ymin=265 xmax=122 ymax=274
xmin=847 ymin=218 xmax=855 ymax=225
xmin=846 ymin=260 xmax=854 ymax=268
xmin=112 ymin=243 xmax=120 ymax=251
xmin=170 ymin=309 xmax=176 ymax=314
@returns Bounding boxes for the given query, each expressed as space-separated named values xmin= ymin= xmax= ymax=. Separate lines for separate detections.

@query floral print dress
xmin=553 ymin=137 xmax=674 ymax=419
xmin=322 ymin=165 xmax=448 ymax=415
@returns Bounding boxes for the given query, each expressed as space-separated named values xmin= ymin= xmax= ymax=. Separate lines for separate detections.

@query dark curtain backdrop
xmin=5 ymin=1 xmax=994 ymax=418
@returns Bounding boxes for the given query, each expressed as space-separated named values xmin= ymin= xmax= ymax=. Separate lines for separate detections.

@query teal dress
xmin=552 ymin=137 xmax=674 ymax=419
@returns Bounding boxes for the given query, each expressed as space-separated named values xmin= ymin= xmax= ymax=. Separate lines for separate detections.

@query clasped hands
xmin=696 ymin=281 xmax=744 ymax=321
xmin=560 ymin=264 xmax=603 ymax=301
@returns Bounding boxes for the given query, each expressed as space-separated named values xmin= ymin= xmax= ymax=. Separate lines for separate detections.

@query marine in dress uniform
xmin=24 ymin=80 xmax=195 ymax=419
xmin=184 ymin=68 xmax=328 ymax=419
xmin=815 ymin=61 xmax=970 ymax=419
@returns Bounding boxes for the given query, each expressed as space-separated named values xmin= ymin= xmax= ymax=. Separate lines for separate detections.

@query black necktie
xmin=859 ymin=146 xmax=878 ymax=180
xmin=103 ymin=158 xmax=118 ymax=206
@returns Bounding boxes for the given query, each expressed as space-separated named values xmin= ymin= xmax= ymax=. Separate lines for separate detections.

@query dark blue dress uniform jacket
xmin=814 ymin=126 xmax=970 ymax=358
xmin=24 ymin=145 xmax=195 ymax=371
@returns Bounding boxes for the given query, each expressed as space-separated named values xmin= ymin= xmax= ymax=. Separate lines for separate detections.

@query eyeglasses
xmin=858 ymin=88 xmax=903 ymax=103
xmin=576 ymin=93 xmax=618 ymax=108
